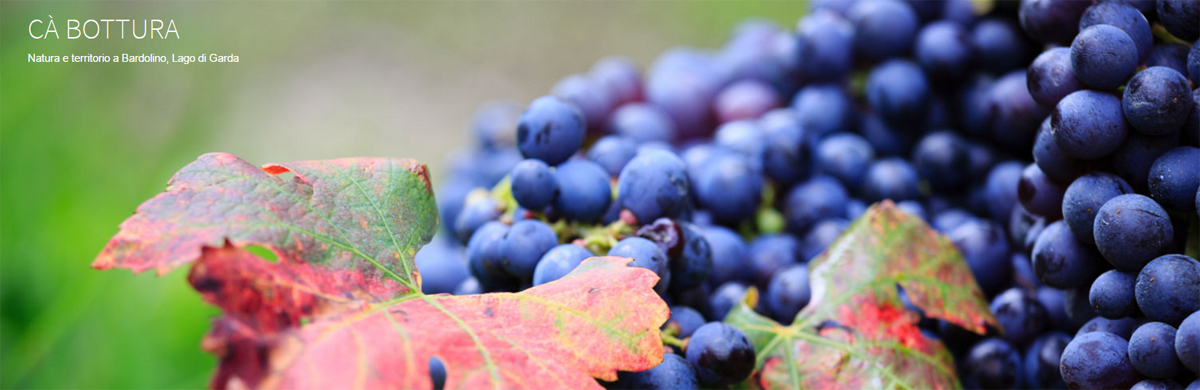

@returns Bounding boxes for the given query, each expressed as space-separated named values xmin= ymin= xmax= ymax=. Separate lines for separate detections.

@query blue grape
xmin=959 ymin=75 xmax=996 ymax=139
xmin=801 ymin=218 xmax=849 ymax=261
xmin=589 ymin=56 xmax=643 ymax=107
xmin=1023 ymin=332 xmax=1071 ymax=389
xmin=552 ymin=160 xmax=612 ymax=222
xmin=861 ymin=158 xmax=921 ymax=203
xmin=942 ymin=0 xmax=977 ymax=26
xmin=1070 ymin=25 xmax=1139 ymax=90
xmin=1032 ymin=221 xmax=1107 ymax=289
xmin=1157 ymin=0 xmax=1200 ymax=41
xmin=962 ymin=338 xmax=1022 ymax=389
xmin=985 ymin=161 xmax=1025 ymax=221
xmin=1146 ymin=43 xmax=1192 ymax=77
xmin=454 ymin=197 xmax=502 ymax=244
xmin=586 ymin=135 xmax=638 ymax=177
xmin=986 ymin=71 xmax=1048 ymax=151
xmin=1064 ymin=285 xmax=1100 ymax=327
xmin=1176 ymin=311 xmax=1200 ymax=375
xmin=1094 ymin=194 xmax=1174 ymax=271
xmin=608 ymin=103 xmax=677 ymax=144
xmin=748 ymin=234 xmax=801 ymax=288
xmin=718 ymin=20 xmax=789 ymax=87
xmin=758 ymin=109 xmax=812 ymax=187
xmin=415 ymin=236 xmax=470 ymax=295
xmin=1010 ymin=205 xmax=1047 ymax=254
xmin=1018 ymin=0 xmax=1090 ymax=45
xmin=844 ymin=198 xmax=868 ymax=221
xmin=531 ymin=244 xmax=594 ymax=286
xmin=1190 ymin=41 xmax=1200 ymax=84
xmin=686 ymin=323 xmax=756 ymax=387
xmin=436 ymin=175 xmax=479 ymax=236
xmin=859 ymin=112 xmax=915 ymax=157
xmin=990 ymin=287 xmax=1050 ymax=345
xmin=713 ymin=120 xmax=766 ymax=159
xmin=933 ymin=208 xmax=974 ymax=234
xmin=702 ymin=225 xmax=751 ymax=286
xmin=791 ymin=84 xmax=855 ymax=138
xmin=1136 ymin=254 xmax=1200 ymax=326
xmin=765 ymin=264 xmax=811 ymax=324
xmin=516 ymin=96 xmax=585 ymax=166
xmin=1027 ymin=48 xmax=1084 ymax=110
xmin=784 ymin=175 xmax=848 ymax=235
xmin=470 ymin=101 xmax=520 ymax=149
xmin=429 ymin=357 xmax=446 ymax=390
xmin=1017 ymin=164 xmax=1066 ymax=220
xmin=500 ymin=220 xmax=557 ymax=281
xmin=1080 ymin=1 xmax=1153 ymax=63
xmin=1130 ymin=321 xmax=1185 ymax=379
xmin=1063 ymin=172 xmax=1134 ymax=245
xmin=794 ymin=10 xmax=855 ymax=82
xmin=1090 ymin=269 xmax=1140 ymax=319
xmin=912 ymin=130 xmax=970 ymax=191
xmin=866 ymin=60 xmax=930 ymax=126
xmin=664 ymin=305 xmax=706 ymax=338
xmin=950 ymin=219 xmax=1012 ymax=297
xmin=1124 ymin=67 xmax=1193 ymax=136
xmin=453 ymin=277 xmax=483 ymax=295
xmin=693 ymin=155 xmax=762 ymax=225
xmin=608 ymin=236 xmax=670 ymax=295
xmin=1077 ymin=316 xmax=1139 ymax=339
xmin=715 ymin=79 xmax=779 ymax=123
xmin=815 ymin=132 xmax=874 ymax=191
xmin=848 ymin=0 xmax=919 ymax=61
xmin=810 ymin=0 xmax=860 ymax=16
xmin=625 ymin=354 xmax=699 ymax=389
xmin=509 ymin=159 xmax=557 ymax=210
xmin=1149 ymin=147 xmax=1200 ymax=211
xmin=1037 ymin=287 xmax=1074 ymax=332
xmin=971 ymin=18 xmax=1034 ymax=74
xmin=617 ymin=149 xmax=690 ymax=223
xmin=1060 ymin=331 xmax=1143 ymax=389
xmin=466 ymin=221 xmax=520 ymax=292
xmin=708 ymin=281 xmax=748 ymax=320
xmin=1132 ymin=379 xmax=1185 ymax=390
xmin=1114 ymin=132 xmax=1181 ymax=192
xmin=1051 ymin=90 xmax=1129 ymax=159
xmin=645 ymin=48 xmax=721 ymax=140
xmin=667 ymin=222 xmax=714 ymax=291
xmin=915 ymin=21 xmax=973 ymax=85
xmin=551 ymin=74 xmax=612 ymax=135
xmin=1033 ymin=117 xmax=1086 ymax=183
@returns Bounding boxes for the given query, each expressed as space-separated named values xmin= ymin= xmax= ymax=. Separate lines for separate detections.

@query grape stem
xmin=660 ymin=330 xmax=688 ymax=351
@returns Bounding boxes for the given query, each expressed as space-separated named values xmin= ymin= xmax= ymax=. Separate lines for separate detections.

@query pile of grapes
xmin=415 ymin=0 xmax=1200 ymax=388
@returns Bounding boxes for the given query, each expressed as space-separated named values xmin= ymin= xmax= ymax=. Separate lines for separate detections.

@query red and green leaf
xmin=724 ymin=201 xmax=999 ymax=390
xmin=94 ymin=153 xmax=669 ymax=389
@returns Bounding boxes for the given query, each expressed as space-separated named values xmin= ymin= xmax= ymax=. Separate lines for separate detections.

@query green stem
xmin=660 ymin=331 xmax=687 ymax=350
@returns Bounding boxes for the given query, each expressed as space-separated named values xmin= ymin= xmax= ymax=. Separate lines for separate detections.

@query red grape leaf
xmin=94 ymin=153 xmax=669 ymax=389
xmin=725 ymin=201 xmax=999 ymax=390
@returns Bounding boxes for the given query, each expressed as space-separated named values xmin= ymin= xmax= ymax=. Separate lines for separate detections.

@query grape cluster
xmin=414 ymin=0 xmax=1200 ymax=388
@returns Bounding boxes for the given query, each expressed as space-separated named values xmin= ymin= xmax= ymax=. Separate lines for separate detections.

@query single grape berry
xmin=693 ymin=153 xmax=763 ymax=225
xmin=515 ymin=95 xmax=585 ymax=166
xmin=415 ymin=237 xmax=470 ymax=295
xmin=815 ymin=132 xmax=874 ymax=191
xmin=990 ymin=287 xmax=1049 ymax=346
xmin=748 ymin=234 xmax=801 ymax=289
xmin=794 ymin=10 xmax=855 ymax=82
xmin=617 ymin=149 xmax=690 ymax=223
xmin=1129 ymin=321 xmax=1184 ymax=379
xmin=1031 ymin=221 xmax=1106 ymax=289
xmin=1093 ymin=194 xmax=1174 ymax=271
xmin=1079 ymin=2 xmax=1152 ymax=63
xmin=758 ymin=109 xmax=812 ymax=187
xmin=1157 ymin=0 xmax=1200 ymax=41
xmin=509 ymin=159 xmax=557 ymax=210
xmin=791 ymin=83 xmax=855 ymax=138
xmin=1135 ymin=255 xmax=1200 ymax=326
xmin=624 ymin=353 xmax=699 ymax=390
xmin=586 ymin=135 xmax=638 ymax=177
xmin=1017 ymin=163 xmax=1066 ymax=220
xmin=708 ymin=281 xmax=749 ymax=321
xmin=608 ymin=103 xmax=676 ymax=144
xmin=499 ymin=220 xmax=558 ymax=281
xmin=1051 ymin=90 xmax=1129 ymax=160
xmin=764 ymin=264 xmax=811 ymax=324
xmin=861 ymin=158 xmax=921 ymax=203
xmin=1089 ymin=269 xmax=1139 ymax=319
xmin=866 ymin=60 xmax=930 ymax=126
xmin=1148 ymin=147 xmax=1200 ymax=211
xmin=950 ymin=219 xmax=1012 ymax=297
xmin=1123 ymin=67 xmax=1193 ymax=136
xmin=685 ymin=322 xmax=756 ymax=387
xmin=784 ymin=175 xmax=848 ymax=236
xmin=552 ymin=160 xmax=612 ymax=222
xmin=962 ymin=338 xmax=1022 ymax=389
xmin=1070 ymin=24 xmax=1138 ymax=90
xmin=1062 ymin=172 xmax=1134 ymax=245
xmin=663 ymin=306 xmax=706 ymax=339
xmin=609 ymin=236 xmax=671 ymax=295
xmin=531 ymin=244 xmax=593 ymax=286
xmin=1022 ymin=332 xmax=1071 ymax=389
xmin=971 ymin=18 xmax=1034 ymax=74
xmin=1175 ymin=311 xmax=1200 ymax=375
xmin=1018 ymin=0 xmax=1090 ymax=46
xmin=916 ymin=21 xmax=973 ymax=85
xmin=1060 ymin=331 xmax=1143 ymax=389
xmin=1027 ymin=48 xmax=1083 ymax=110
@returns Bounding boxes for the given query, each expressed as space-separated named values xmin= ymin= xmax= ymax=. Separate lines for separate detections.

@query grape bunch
xmin=414 ymin=0 xmax=1200 ymax=388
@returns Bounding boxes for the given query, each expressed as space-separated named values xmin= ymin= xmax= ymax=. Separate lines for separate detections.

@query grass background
xmin=0 ymin=2 xmax=808 ymax=388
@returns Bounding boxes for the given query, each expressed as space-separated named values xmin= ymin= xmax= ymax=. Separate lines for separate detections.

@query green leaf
xmin=725 ymin=201 xmax=999 ymax=390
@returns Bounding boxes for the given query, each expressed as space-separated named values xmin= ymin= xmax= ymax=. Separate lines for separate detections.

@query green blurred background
xmin=0 ymin=1 xmax=807 ymax=388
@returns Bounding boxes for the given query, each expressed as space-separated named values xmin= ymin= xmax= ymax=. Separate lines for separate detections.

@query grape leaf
xmin=725 ymin=201 xmax=999 ymax=390
xmin=93 ymin=153 xmax=670 ymax=389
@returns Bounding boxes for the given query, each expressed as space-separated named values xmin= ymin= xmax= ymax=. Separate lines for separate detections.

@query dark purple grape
xmin=1123 ymin=67 xmax=1193 ymax=136
xmin=1062 ymin=172 xmax=1134 ymax=245
xmin=748 ymin=234 xmax=801 ymax=289
xmin=609 ymin=103 xmax=677 ymax=144
xmin=625 ymin=354 xmax=699 ymax=389
xmin=990 ymin=287 xmax=1049 ymax=345
xmin=1052 ymin=90 xmax=1129 ymax=159
xmin=617 ymin=149 xmax=690 ymax=223
xmin=1027 ymin=48 xmax=1084 ymax=110
xmin=686 ymin=322 xmax=755 ymax=386
xmin=1136 ymin=255 xmax=1200 ymax=326
xmin=1060 ymin=331 xmax=1143 ymax=389
xmin=715 ymin=79 xmax=780 ymax=124
xmin=962 ymin=338 xmax=1023 ymax=389
xmin=1089 ymin=269 xmax=1140 ymax=319
xmin=702 ymin=225 xmax=751 ymax=287
xmin=1149 ymin=147 xmax=1200 ymax=211
xmin=764 ymin=264 xmax=811 ymax=324
xmin=1093 ymin=194 xmax=1174 ymax=271
xmin=1130 ymin=321 xmax=1185 ymax=379
xmin=1080 ymin=1 xmax=1153 ymax=63
xmin=1023 ymin=332 xmax=1071 ymax=389
xmin=848 ymin=0 xmax=919 ymax=61
xmin=794 ymin=10 xmax=856 ymax=82
xmin=1017 ymin=163 xmax=1066 ymax=220
xmin=516 ymin=96 xmax=585 ymax=166
xmin=1031 ymin=221 xmax=1106 ymax=289
xmin=1157 ymin=0 xmax=1200 ymax=41
xmin=1018 ymin=0 xmax=1090 ymax=45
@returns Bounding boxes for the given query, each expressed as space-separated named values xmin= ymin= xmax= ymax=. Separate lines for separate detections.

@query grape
xmin=1018 ymin=163 xmax=1066 ymax=220
xmin=990 ymin=287 xmax=1050 ymax=345
xmin=455 ymin=197 xmax=503 ymax=244
xmin=531 ymin=244 xmax=593 ymax=286
xmin=686 ymin=325 xmax=758 ymax=388
xmin=912 ymin=131 xmax=970 ymax=191
xmin=551 ymin=160 xmax=611 ymax=222
xmin=1157 ymin=0 xmax=1200 ymax=41
xmin=645 ymin=48 xmax=721 ymax=140
xmin=429 ymin=357 xmax=446 ymax=390
xmin=499 ymin=220 xmax=558 ymax=281
xmin=801 ymin=218 xmax=849 ymax=261
xmin=1093 ymin=194 xmax=1174 ymax=271
xmin=509 ymin=159 xmax=557 ymax=210
xmin=866 ymin=60 xmax=930 ymax=126
xmin=764 ymin=264 xmax=811 ymax=324
xmin=1019 ymin=0 xmax=1090 ymax=45
xmin=1123 ymin=67 xmax=1193 ymax=136
xmin=1136 ymin=255 xmax=1200 ymax=326
xmin=794 ymin=10 xmax=856 ymax=82
xmin=791 ymin=83 xmax=855 ymax=138
xmin=1189 ymin=379 xmax=1200 ymax=390
xmin=470 ymin=101 xmax=520 ymax=150
xmin=1051 ymin=90 xmax=1129 ymax=159
xmin=663 ymin=221 xmax=713 ymax=291
xmin=608 ymin=236 xmax=670 ymax=295
xmin=971 ymin=18 xmax=1035 ymax=75
xmin=1010 ymin=205 xmax=1047 ymax=253
xmin=859 ymin=113 xmax=915 ymax=157
xmin=702 ymin=225 xmax=751 ymax=287
xmin=810 ymin=0 xmax=859 ymax=16
xmin=1032 ymin=221 xmax=1106 ymax=289
xmin=617 ymin=149 xmax=690 ymax=223
xmin=959 ymin=75 xmax=996 ymax=139
xmin=986 ymin=71 xmax=1049 ymax=151
xmin=625 ymin=353 xmax=699 ymax=389
xmin=589 ymin=56 xmax=643 ymax=107
xmin=1072 ymin=24 xmax=1140 ymax=90
xmin=748 ymin=234 xmax=801 ymax=289
xmin=1185 ymin=89 xmax=1200 ymax=147
xmin=915 ymin=21 xmax=973 ymax=85
xmin=664 ymin=305 xmax=706 ymax=339
xmin=1023 ymin=332 xmax=1071 ymax=389
xmin=1079 ymin=2 xmax=1153 ymax=63
xmin=1062 ymin=172 xmax=1134 ymax=245
xmin=962 ymin=338 xmax=1022 ymax=389
xmin=1149 ymin=147 xmax=1200 ymax=211
xmin=1130 ymin=321 xmax=1185 ymax=379
xmin=1176 ymin=311 xmax=1200 ymax=375
xmin=608 ymin=103 xmax=677 ymax=144
xmin=714 ymin=120 xmax=767 ymax=159
xmin=1090 ymin=269 xmax=1140 ymax=319
xmin=942 ymin=0 xmax=977 ymax=26
xmin=1064 ymin=285 xmax=1100 ymax=328
xmin=847 ymin=0 xmax=919 ymax=61
xmin=415 ymin=236 xmax=470 ymax=295
xmin=1037 ymin=287 xmax=1074 ymax=332
xmin=933 ymin=208 xmax=974 ymax=234
xmin=1189 ymin=42 xmax=1200 ymax=85
xmin=1133 ymin=379 xmax=1186 ymax=390
xmin=715 ymin=80 xmax=780 ymax=123
xmin=453 ymin=277 xmax=483 ymax=295
xmin=784 ymin=175 xmax=848 ymax=235
xmin=1060 ymin=331 xmax=1143 ymax=389
xmin=693 ymin=153 xmax=763 ymax=225
xmin=861 ymin=158 xmax=921 ymax=203
xmin=1027 ymin=48 xmax=1084 ymax=110
xmin=467 ymin=221 xmax=520 ymax=292
xmin=1147 ymin=43 xmax=1193 ymax=76
xmin=985 ymin=161 xmax=1025 ymax=221
xmin=449 ymin=147 xmax=523 ymax=188
xmin=515 ymin=96 xmax=585 ymax=166
xmin=815 ymin=133 xmax=874 ymax=191
xmin=950 ymin=219 xmax=1012 ymax=297
xmin=1033 ymin=118 xmax=1087 ymax=183
xmin=844 ymin=199 xmax=868 ymax=221
xmin=707 ymin=281 xmax=748 ymax=321
xmin=758 ymin=109 xmax=812 ymax=187
xmin=552 ymin=74 xmax=612 ymax=135
xmin=1113 ymin=132 xmax=1181 ymax=192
